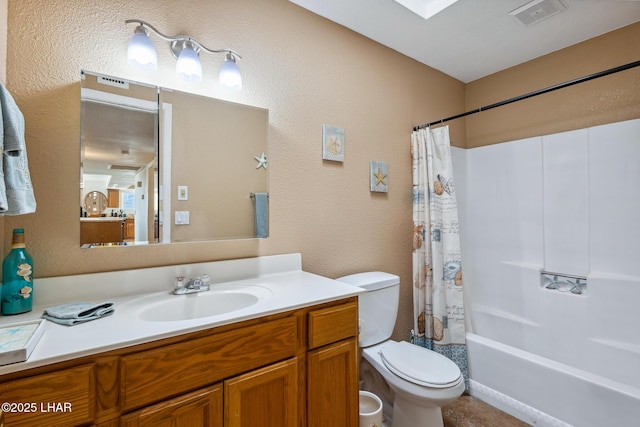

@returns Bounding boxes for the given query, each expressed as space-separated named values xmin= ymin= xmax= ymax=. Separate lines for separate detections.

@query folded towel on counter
xmin=42 ymin=301 xmax=115 ymax=326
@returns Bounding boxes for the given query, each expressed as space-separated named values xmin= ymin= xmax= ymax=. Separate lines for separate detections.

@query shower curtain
xmin=411 ymin=126 xmax=468 ymax=385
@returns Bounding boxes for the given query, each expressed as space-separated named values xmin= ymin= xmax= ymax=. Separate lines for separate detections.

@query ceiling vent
xmin=510 ymin=0 xmax=567 ymax=27
xmin=97 ymin=75 xmax=130 ymax=90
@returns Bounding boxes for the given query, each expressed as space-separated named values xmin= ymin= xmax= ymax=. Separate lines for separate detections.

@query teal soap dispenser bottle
xmin=1 ymin=228 xmax=33 ymax=315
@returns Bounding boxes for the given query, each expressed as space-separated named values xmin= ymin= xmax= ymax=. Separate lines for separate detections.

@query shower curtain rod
xmin=413 ymin=59 xmax=640 ymax=131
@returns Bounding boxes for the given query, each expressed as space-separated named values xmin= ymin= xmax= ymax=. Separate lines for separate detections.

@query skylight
xmin=393 ymin=0 xmax=459 ymax=20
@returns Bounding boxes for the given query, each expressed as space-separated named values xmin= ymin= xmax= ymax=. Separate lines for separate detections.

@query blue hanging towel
xmin=253 ymin=192 xmax=268 ymax=238
xmin=0 ymin=83 xmax=36 ymax=215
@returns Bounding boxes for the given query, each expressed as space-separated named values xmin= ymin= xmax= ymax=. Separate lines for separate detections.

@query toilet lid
xmin=379 ymin=341 xmax=462 ymax=388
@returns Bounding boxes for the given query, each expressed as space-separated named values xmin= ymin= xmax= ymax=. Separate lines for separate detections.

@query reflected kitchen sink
xmin=137 ymin=285 xmax=272 ymax=322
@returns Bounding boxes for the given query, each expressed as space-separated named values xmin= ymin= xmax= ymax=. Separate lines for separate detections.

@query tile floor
xmin=442 ymin=394 xmax=530 ymax=427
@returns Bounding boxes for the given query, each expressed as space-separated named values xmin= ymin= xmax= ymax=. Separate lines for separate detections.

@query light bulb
xmin=175 ymin=42 xmax=203 ymax=83
xmin=127 ymin=26 xmax=157 ymax=71
xmin=219 ymin=53 xmax=242 ymax=91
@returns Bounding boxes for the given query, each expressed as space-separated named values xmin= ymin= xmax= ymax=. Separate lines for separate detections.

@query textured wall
xmin=5 ymin=0 xmax=465 ymax=340
xmin=465 ymin=22 xmax=640 ymax=148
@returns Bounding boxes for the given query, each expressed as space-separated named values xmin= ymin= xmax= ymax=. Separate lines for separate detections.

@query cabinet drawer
xmin=0 ymin=364 xmax=95 ymax=427
xmin=308 ymin=301 xmax=358 ymax=349
xmin=120 ymin=316 xmax=297 ymax=410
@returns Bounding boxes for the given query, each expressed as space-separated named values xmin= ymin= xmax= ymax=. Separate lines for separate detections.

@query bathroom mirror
xmin=80 ymin=71 xmax=269 ymax=247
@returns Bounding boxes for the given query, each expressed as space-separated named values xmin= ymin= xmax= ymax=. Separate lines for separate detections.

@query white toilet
xmin=337 ymin=272 xmax=465 ymax=427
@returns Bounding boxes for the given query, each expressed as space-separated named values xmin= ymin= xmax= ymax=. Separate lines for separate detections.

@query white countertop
xmin=80 ymin=217 xmax=124 ymax=222
xmin=0 ymin=254 xmax=364 ymax=375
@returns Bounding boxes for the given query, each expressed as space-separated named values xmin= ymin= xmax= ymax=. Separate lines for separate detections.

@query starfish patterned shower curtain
xmin=411 ymin=125 xmax=468 ymax=386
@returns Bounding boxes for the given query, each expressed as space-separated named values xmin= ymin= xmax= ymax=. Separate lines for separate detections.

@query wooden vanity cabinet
xmin=307 ymin=302 xmax=360 ymax=427
xmin=0 ymin=297 xmax=358 ymax=427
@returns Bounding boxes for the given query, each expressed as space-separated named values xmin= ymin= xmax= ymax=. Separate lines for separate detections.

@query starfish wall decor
xmin=370 ymin=160 xmax=389 ymax=193
xmin=254 ymin=152 xmax=268 ymax=170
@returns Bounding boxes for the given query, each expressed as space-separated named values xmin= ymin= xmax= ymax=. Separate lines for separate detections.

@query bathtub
xmin=465 ymin=264 xmax=640 ymax=427
xmin=467 ymin=331 xmax=640 ymax=427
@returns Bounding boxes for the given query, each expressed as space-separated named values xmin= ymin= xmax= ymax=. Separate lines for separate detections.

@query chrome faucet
xmin=172 ymin=274 xmax=211 ymax=295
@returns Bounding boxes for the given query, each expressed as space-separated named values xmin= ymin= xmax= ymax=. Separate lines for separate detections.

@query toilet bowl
xmin=337 ymin=272 xmax=465 ymax=427
xmin=363 ymin=340 xmax=465 ymax=427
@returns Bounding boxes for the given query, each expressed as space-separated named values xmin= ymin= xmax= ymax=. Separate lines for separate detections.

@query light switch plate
xmin=175 ymin=211 xmax=190 ymax=225
xmin=177 ymin=186 xmax=188 ymax=201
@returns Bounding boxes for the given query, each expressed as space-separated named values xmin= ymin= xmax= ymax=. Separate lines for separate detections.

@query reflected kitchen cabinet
xmin=80 ymin=219 xmax=124 ymax=246
xmin=124 ymin=218 xmax=135 ymax=240
xmin=107 ymin=189 xmax=119 ymax=208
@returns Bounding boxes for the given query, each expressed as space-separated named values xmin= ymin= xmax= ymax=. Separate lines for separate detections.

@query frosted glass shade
xmin=176 ymin=46 xmax=203 ymax=83
xmin=219 ymin=56 xmax=242 ymax=91
xmin=127 ymin=32 xmax=157 ymax=71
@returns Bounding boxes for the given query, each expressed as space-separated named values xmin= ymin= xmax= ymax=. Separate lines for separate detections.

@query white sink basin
xmin=137 ymin=285 xmax=272 ymax=322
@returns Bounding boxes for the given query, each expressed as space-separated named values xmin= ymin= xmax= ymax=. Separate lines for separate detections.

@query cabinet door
xmin=307 ymin=338 xmax=359 ymax=427
xmin=224 ymin=358 xmax=298 ymax=427
xmin=80 ymin=221 xmax=123 ymax=245
xmin=107 ymin=189 xmax=119 ymax=208
xmin=120 ymin=384 xmax=223 ymax=427
xmin=124 ymin=219 xmax=135 ymax=239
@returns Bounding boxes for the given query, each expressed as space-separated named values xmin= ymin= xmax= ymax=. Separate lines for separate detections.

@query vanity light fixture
xmin=127 ymin=24 xmax=158 ymax=71
xmin=125 ymin=19 xmax=243 ymax=90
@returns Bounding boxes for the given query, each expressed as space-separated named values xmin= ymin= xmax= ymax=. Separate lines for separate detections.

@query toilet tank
xmin=336 ymin=272 xmax=399 ymax=348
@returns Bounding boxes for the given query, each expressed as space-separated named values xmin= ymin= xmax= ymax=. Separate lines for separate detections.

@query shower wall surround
xmin=460 ymin=117 xmax=640 ymax=303
xmin=542 ymin=129 xmax=590 ymax=277
xmin=454 ymin=118 xmax=640 ymax=426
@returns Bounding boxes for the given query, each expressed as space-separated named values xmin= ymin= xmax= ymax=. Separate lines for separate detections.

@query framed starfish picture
xmin=322 ymin=125 xmax=345 ymax=162
xmin=370 ymin=161 xmax=388 ymax=192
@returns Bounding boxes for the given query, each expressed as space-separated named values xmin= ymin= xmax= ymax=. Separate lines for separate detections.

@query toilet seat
xmin=379 ymin=341 xmax=462 ymax=389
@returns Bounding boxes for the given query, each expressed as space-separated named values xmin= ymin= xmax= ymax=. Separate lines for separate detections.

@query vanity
xmin=0 ymin=254 xmax=363 ymax=426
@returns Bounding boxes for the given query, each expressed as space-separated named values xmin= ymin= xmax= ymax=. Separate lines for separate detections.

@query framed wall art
xmin=370 ymin=161 xmax=388 ymax=192
xmin=322 ymin=125 xmax=345 ymax=162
